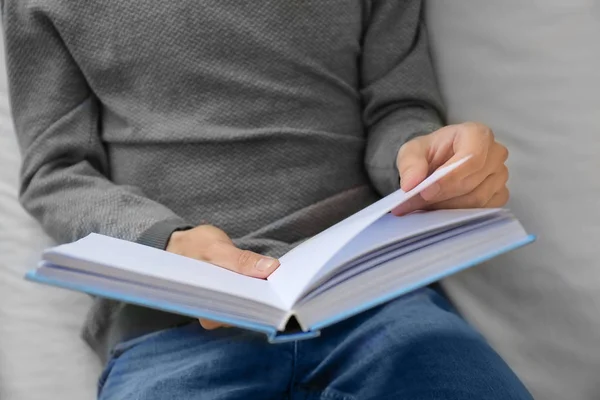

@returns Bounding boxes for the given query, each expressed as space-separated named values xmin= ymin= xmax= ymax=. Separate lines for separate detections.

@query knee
xmin=325 ymin=290 xmax=533 ymax=399
xmin=344 ymin=289 xmax=484 ymax=360
xmin=364 ymin=290 xmax=470 ymax=334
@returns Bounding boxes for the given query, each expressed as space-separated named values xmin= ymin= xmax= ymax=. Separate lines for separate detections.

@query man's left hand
xmin=392 ymin=122 xmax=509 ymax=216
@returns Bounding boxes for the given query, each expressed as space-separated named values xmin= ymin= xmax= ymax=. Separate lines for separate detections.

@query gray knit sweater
xmin=2 ymin=0 xmax=443 ymax=360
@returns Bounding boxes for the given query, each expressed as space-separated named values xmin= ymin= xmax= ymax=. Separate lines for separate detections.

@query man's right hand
xmin=165 ymin=225 xmax=280 ymax=330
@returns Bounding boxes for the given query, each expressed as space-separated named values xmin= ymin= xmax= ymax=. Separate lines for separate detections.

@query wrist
xmin=166 ymin=230 xmax=187 ymax=254
xmin=137 ymin=219 xmax=193 ymax=250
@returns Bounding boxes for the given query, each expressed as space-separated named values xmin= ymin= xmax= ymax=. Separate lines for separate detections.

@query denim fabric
xmin=98 ymin=288 xmax=533 ymax=400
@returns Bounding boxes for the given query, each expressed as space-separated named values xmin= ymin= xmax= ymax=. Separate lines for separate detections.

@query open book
xmin=26 ymin=158 xmax=535 ymax=342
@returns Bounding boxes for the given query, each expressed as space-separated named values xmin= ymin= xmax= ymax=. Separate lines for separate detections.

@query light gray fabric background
xmin=0 ymin=29 xmax=101 ymax=399
xmin=428 ymin=1 xmax=600 ymax=399
xmin=0 ymin=2 xmax=599 ymax=399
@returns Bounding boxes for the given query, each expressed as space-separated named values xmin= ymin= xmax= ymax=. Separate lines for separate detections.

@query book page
xmin=267 ymin=156 xmax=471 ymax=308
xmin=307 ymin=208 xmax=502 ymax=290
xmin=44 ymin=234 xmax=285 ymax=309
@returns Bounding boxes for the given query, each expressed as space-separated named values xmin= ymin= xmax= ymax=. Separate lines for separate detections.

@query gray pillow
xmin=0 ymin=30 xmax=101 ymax=400
xmin=426 ymin=2 xmax=600 ymax=399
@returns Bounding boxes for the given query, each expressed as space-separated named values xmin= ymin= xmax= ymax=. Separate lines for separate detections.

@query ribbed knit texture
xmin=2 ymin=0 xmax=444 ymax=360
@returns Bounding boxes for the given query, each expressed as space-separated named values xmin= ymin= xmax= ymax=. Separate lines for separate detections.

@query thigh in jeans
xmin=98 ymin=322 xmax=295 ymax=400
xmin=296 ymin=288 xmax=534 ymax=400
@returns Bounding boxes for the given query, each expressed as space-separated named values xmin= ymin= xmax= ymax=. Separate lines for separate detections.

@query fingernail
xmin=255 ymin=257 xmax=277 ymax=272
xmin=421 ymin=183 xmax=440 ymax=200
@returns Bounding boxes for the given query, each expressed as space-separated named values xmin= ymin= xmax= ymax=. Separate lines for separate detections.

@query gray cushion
xmin=0 ymin=30 xmax=100 ymax=400
xmin=426 ymin=2 xmax=600 ymax=399
xmin=2 ymin=3 xmax=599 ymax=399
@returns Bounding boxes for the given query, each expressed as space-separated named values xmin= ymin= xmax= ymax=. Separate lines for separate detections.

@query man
xmin=3 ymin=0 xmax=531 ymax=398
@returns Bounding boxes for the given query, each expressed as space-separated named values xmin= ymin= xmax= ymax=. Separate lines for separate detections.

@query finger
xmin=426 ymin=172 xmax=507 ymax=210
xmin=393 ymin=165 xmax=508 ymax=215
xmin=447 ymin=122 xmax=495 ymax=170
xmin=420 ymin=124 xmax=496 ymax=202
xmin=201 ymin=241 xmax=280 ymax=279
xmin=391 ymin=194 xmax=428 ymax=216
xmin=423 ymin=141 xmax=508 ymax=202
xmin=396 ymin=138 xmax=430 ymax=192
xmin=423 ymin=158 xmax=506 ymax=205
xmin=199 ymin=319 xmax=231 ymax=330
xmin=485 ymin=141 xmax=509 ymax=173
xmin=484 ymin=187 xmax=510 ymax=208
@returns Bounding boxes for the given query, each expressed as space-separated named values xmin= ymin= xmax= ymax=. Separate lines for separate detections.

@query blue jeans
xmin=98 ymin=288 xmax=532 ymax=399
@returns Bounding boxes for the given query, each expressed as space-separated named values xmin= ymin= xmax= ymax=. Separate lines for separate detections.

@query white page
xmin=306 ymin=208 xmax=502 ymax=290
xmin=295 ymin=218 xmax=528 ymax=330
xmin=43 ymin=234 xmax=285 ymax=309
xmin=301 ymin=212 xmax=507 ymax=301
xmin=268 ymin=156 xmax=471 ymax=308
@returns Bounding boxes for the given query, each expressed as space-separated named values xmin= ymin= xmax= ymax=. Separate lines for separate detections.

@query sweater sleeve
xmin=361 ymin=0 xmax=445 ymax=196
xmin=2 ymin=2 xmax=191 ymax=249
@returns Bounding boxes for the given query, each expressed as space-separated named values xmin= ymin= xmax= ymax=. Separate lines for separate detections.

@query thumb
xmin=206 ymin=241 xmax=280 ymax=279
xmin=397 ymin=140 xmax=430 ymax=192
xmin=199 ymin=319 xmax=231 ymax=330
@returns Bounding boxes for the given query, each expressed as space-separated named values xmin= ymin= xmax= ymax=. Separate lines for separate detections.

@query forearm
xmin=17 ymin=97 xmax=190 ymax=248
xmin=5 ymin=2 xmax=189 ymax=248
xmin=365 ymin=107 xmax=443 ymax=195
xmin=22 ymin=160 xmax=190 ymax=248
xmin=361 ymin=0 xmax=445 ymax=195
